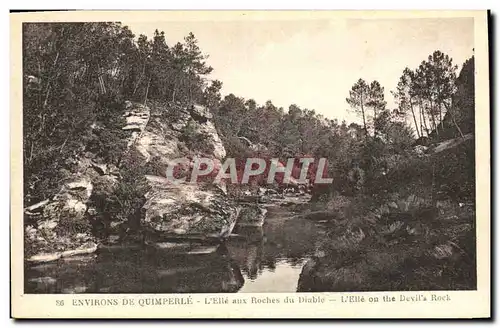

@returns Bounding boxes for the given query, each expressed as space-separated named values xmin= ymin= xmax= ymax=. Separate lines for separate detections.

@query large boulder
xmin=169 ymin=109 xmax=192 ymax=132
xmin=26 ymin=175 xmax=95 ymax=260
xmin=135 ymin=123 xmax=180 ymax=162
xmin=137 ymin=103 xmax=225 ymax=163
xmin=142 ymin=175 xmax=240 ymax=240
xmin=136 ymin=102 xmax=232 ymax=240
xmin=194 ymin=120 xmax=226 ymax=159
xmin=189 ymin=103 xmax=213 ymax=122
xmin=40 ymin=175 xmax=94 ymax=226
xmin=168 ymin=103 xmax=213 ymax=131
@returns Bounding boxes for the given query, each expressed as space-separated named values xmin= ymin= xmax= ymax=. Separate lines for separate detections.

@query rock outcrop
xmin=24 ymin=103 xmax=150 ymax=261
xmin=429 ymin=133 xmax=473 ymax=155
xmin=142 ymin=176 xmax=240 ymax=240
xmin=43 ymin=177 xmax=93 ymax=222
xmin=25 ymin=157 xmax=117 ymax=261
xmin=138 ymin=103 xmax=226 ymax=163
xmin=135 ymin=102 xmax=236 ymax=241
xmin=122 ymin=102 xmax=151 ymax=148
xmin=25 ymin=100 xmax=233 ymax=262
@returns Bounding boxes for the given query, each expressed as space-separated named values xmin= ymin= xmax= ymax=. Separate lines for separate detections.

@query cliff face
xmin=137 ymin=102 xmax=237 ymax=241
xmin=24 ymin=100 xmax=238 ymax=262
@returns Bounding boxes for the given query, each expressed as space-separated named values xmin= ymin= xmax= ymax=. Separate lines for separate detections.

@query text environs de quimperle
xmin=67 ymin=294 xmax=452 ymax=307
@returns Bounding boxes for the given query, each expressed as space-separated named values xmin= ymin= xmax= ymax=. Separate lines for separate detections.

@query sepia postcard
xmin=10 ymin=10 xmax=490 ymax=319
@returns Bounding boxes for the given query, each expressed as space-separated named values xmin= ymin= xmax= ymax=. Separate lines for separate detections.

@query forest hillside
xmin=23 ymin=22 xmax=476 ymax=291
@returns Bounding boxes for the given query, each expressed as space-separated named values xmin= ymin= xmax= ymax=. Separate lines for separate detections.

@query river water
xmin=25 ymin=199 xmax=327 ymax=294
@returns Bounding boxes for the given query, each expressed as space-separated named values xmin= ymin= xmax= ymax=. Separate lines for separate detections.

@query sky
xmin=123 ymin=17 xmax=474 ymax=124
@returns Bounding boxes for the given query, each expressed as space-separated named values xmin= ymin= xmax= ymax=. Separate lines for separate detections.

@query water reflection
xmin=25 ymin=244 xmax=244 ymax=294
xmin=25 ymin=207 xmax=325 ymax=294
xmin=228 ymin=212 xmax=325 ymax=292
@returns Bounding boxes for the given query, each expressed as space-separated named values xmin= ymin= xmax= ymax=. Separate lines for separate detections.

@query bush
xmin=432 ymin=139 xmax=475 ymax=202
xmin=88 ymin=149 xmax=151 ymax=238
xmin=86 ymin=96 xmax=129 ymax=166
xmin=299 ymin=190 xmax=476 ymax=292
xmin=221 ymin=135 xmax=253 ymax=159
xmin=148 ymin=99 xmax=184 ymax=124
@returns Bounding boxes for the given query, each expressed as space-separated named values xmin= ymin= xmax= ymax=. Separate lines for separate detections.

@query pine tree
xmin=346 ymin=78 xmax=370 ymax=137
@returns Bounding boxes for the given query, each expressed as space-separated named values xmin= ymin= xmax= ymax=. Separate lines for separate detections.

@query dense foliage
xmin=209 ymin=57 xmax=475 ymax=202
xmin=23 ymin=22 xmax=475 ymax=204
xmin=23 ymin=22 xmax=476 ymax=290
xmin=23 ymin=23 xmax=213 ymax=205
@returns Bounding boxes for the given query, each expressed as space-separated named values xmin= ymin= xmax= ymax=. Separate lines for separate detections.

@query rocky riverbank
xmin=23 ymin=100 xmax=262 ymax=263
xmin=25 ymin=193 xmax=317 ymax=294
xmin=296 ymin=135 xmax=476 ymax=292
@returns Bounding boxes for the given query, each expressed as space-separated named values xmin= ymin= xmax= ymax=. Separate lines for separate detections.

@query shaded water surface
xmin=25 ymin=202 xmax=326 ymax=293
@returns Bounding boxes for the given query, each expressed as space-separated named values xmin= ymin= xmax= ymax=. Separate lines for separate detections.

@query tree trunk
xmin=429 ymin=99 xmax=437 ymax=133
xmin=28 ymin=141 xmax=34 ymax=164
xmin=361 ymin=93 xmax=368 ymax=138
xmin=188 ymin=78 xmax=193 ymax=103
xmin=431 ymin=113 xmax=439 ymax=138
xmin=132 ymin=63 xmax=146 ymax=96
xmin=418 ymin=104 xmax=425 ymax=137
xmin=450 ymin=112 xmax=465 ymax=139
xmin=98 ymin=74 xmax=106 ymax=95
xmin=143 ymin=76 xmax=151 ymax=106
xmin=420 ymin=101 xmax=430 ymax=137
xmin=43 ymin=84 xmax=51 ymax=108
xmin=430 ymin=99 xmax=439 ymax=138
xmin=410 ymin=98 xmax=421 ymax=139
xmin=172 ymin=73 xmax=181 ymax=103
xmin=42 ymin=51 xmax=60 ymax=109
xmin=443 ymin=102 xmax=465 ymax=139
xmin=439 ymin=103 xmax=444 ymax=131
